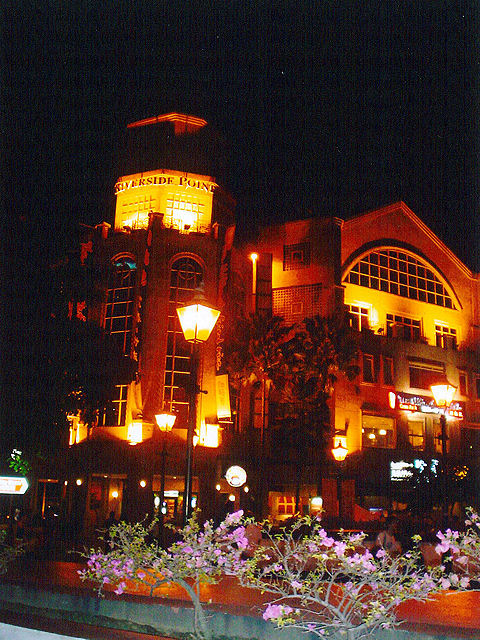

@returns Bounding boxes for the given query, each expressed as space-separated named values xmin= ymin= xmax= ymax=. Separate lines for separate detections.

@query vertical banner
xmin=215 ymin=374 xmax=232 ymax=420
xmin=131 ymin=213 xmax=154 ymax=362
xmin=216 ymin=225 xmax=236 ymax=373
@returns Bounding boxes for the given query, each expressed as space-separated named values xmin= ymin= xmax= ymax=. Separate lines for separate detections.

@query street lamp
xmin=155 ymin=410 xmax=176 ymax=542
xmin=249 ymin=252 xmax=258 ymax=314
xmin=430 ymin=382 xmax=457 ymax=514
xmin=177 ymin=288 xmax=220 ymax=525
xmin=332 ymin=436 xmax=349 ymax=522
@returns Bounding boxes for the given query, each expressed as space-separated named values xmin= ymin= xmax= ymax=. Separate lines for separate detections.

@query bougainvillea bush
xmin=78 ymin=511 xmax=248 ymax=639
xmin=80 ymin=510 xmax=478 ymax=640
xmin=237 ymin=516 xmax=463 ymax=640
xmin=435 ymin=507 xmax=480 ymax=586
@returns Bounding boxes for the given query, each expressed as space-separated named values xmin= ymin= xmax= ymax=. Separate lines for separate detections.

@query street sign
xmin=0 ymin=476 xmax=29 ymax=495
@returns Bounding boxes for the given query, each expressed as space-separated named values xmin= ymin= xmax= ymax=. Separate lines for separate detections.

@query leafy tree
xmin=273 ymin=313 xmax=360 ymax=503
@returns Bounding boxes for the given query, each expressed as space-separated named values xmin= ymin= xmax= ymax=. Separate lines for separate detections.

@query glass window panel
xmin=362 ymin=415 xmax=395 ymax=449
xmin=408 ymin=420 xmax=425 ymax=450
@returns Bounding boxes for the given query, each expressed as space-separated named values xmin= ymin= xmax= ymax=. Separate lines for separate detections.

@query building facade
xmin=65 ymin=114 xmax=479 ymax=530
xmin=253 ymin=202 xmax=480 ymax=521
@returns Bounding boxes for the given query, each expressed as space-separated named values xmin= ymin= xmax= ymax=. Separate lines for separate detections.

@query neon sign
xmin=396 ymin=393 xmax=463 ymax=420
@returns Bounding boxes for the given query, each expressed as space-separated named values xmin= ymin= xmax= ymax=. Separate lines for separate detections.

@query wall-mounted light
xmin=76 ymin=478 xmax=83 ymax=486
xmin=111 ymin=490 xmax=119 ymax=499
xmin=228 ymin=493 xmax=236 ymax=502
xmin=139 ymin=480 xmax=147 ymax=488
xmin=127 ymin=421 xmax=143 ymax=445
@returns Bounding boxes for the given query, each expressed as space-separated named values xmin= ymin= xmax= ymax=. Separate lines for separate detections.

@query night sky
xmin=3 ymin=1 xmax=479 ymax=270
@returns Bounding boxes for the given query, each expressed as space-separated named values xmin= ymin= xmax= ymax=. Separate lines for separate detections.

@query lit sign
xmin=390 ymin=458 xmax=439 ymax=482
xmin=397 ymin=393 xmax=464 ymax=420
xmin=216 ymin=374 xmax=231 ymax=420
xmin=390 ymin=461 xmax=413 ymax=482
xmin=0 ymin=477 xmax=29 ymax=495
xmin=225 ymin=465 xmax=247 ymax=488
xmin=115 ymin=174 xmax=217 ymax=195
xmin=164 ymin=490 xmax=179 ymax=498
xmin=399 ymin=402 xmax=418 ymax=412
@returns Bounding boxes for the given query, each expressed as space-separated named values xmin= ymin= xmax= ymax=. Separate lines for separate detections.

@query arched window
xmin=343 ymin=249 xmax=455 ymax=309
xmin=164 ymin=257 xmax=204 ymax=414
xmin=104 ymin=256 xmax=137 ymax=354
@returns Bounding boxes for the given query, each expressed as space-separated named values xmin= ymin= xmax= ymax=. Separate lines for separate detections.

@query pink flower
xmin=114 ymin=581 xmax=126 ymax=595
xmin=263 ymin=604 xmax=293 ymax=621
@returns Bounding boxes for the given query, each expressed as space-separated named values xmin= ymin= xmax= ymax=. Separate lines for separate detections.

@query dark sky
xmin=3 ymin=1 xmax=479 ymax=270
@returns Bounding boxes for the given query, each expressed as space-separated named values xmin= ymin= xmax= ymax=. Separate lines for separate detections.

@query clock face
xmin=225 ymin=465 xmax=247 ymax=487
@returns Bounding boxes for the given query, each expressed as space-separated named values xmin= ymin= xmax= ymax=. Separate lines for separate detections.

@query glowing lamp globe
xmin=155 ymin=412 xmax=176 ymax=432
xmin=176 ymin=302 xmax=220 ymax=343
xmin=431 ymin=383 xmax=456 ymax=408
xmin=332 ymin=441 xmax=349 ymax=462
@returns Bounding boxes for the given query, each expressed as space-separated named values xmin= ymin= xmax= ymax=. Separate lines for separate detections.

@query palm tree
xmin=222 ymin=311 xmax=291 ymax=516
xmin=274 ymin=313 xmax=360 ymax=507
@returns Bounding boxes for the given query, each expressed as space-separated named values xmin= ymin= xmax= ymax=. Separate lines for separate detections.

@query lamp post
xmin=177 ymin=289 xmax=220 ymax=525
xmin=155 ymin=411 xmax=176 ymax=544
xmin=332 ymin=437 xmax=349 ymax=523
xmin=250 ymin=252 xmax=258 ymax=314
xmin=430 ymin=382 xmax=457 ymax=515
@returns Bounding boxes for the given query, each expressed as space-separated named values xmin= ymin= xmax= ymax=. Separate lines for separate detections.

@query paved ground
xmin=2 ymin=554 xmax=480 ymax=639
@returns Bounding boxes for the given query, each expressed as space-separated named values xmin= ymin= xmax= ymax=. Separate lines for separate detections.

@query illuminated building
xmin=64 ymin=114 xmax=479 ymax=526
xmin=66 ymin=114 xmax=238 ymax=533
xmin=252 ymin=202 xmax=480 ymax=518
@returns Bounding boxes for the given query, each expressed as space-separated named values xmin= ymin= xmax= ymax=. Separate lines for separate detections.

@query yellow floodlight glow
xmin=127 ymin=421 xmax=143 ymax=445
xmin=197 ymin=422 xmax=220 ymax=448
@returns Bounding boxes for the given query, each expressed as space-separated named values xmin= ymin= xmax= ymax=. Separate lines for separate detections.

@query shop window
xmin=347 ymin=305 xmax=369 ymax=331
xmin=283 ymin=242 xmax=310 ymax=271
xmin=435 ymin=325 xmax=457 ymax=349
xmin=386 ymin=314 xmax=421 ymax=341
xmin=408 ymin=419 xmax=425 ymax=450
xmin=362 ymin=415 xmax=395 ymax=449
xmin=383 ymin=357 xmax=394 ymax=386
xmin=344 ymin=249 xmax=455 ymax=309
xmin=362 ymin=354 xmax=376 ymax=383
xmin=277 ymin=495 xmax=296 ymax=516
